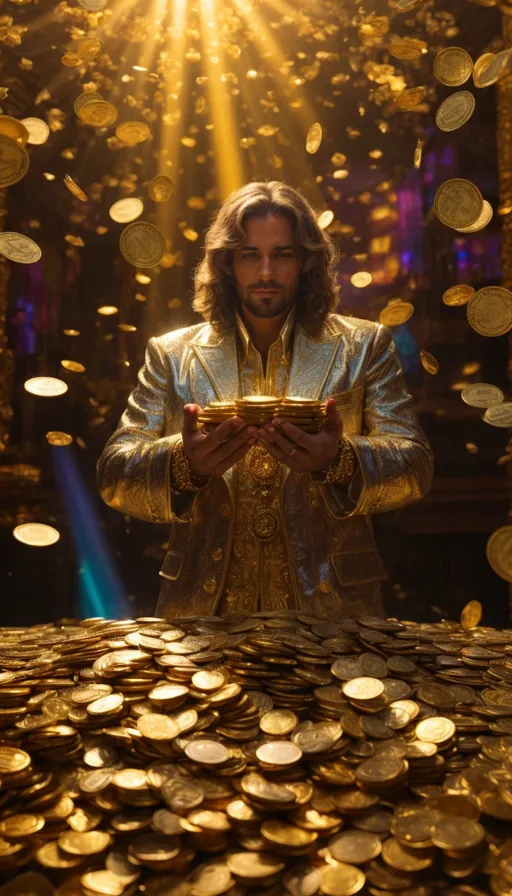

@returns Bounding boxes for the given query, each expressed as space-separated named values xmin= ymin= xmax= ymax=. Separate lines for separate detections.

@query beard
xmin=240 ymin=287 xmax=296 ymax=319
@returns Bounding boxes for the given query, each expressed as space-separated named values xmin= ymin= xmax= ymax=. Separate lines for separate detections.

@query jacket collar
xmin=235 ymin=306 xmax=296 ymax=366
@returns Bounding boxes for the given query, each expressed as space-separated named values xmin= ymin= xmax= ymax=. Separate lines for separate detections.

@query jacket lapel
xmin=287 ymin=323 xmax=343 ymax=399
xmin=189 ymin=327 xmax=240 ymax=401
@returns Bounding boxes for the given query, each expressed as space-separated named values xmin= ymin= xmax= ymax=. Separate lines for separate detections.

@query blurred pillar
xmin=495 ymin=16 xmax=512 ymax=615
xmin=0 ymin=187 xmax=13 ymax=452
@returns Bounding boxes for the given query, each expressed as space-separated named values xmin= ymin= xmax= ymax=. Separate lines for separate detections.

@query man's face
xmin=232 ymin=214 xmax=301 ymax=319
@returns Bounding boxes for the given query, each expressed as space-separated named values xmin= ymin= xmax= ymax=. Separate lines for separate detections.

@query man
xmin=97 ymin=181 xmax=433 ymax=619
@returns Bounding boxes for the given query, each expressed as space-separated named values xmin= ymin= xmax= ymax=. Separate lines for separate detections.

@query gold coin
xmin=431 ymin=817 xmax=485 ymax=850
xmin=0 ymin=232 xmax=41 ymax=264
xmin=434 ymin=47 xmax=473 ymax=86
xmin=306 ymin=122 xmax=323 ymax=154
xmin=0 ymin=134 xmax=29 ymax=187
xmin=21 ymin=117 xmax=50 ymax=145
xmin=486 ymin=526 xmax=512 ymax=582
xmin=109 ymin=198 xmax=144 ymax=224
xmin=467 ymin=286 xmax=512 ymax=336
xmin=388 ymin=38 xmax=427 ymax=61
xmin=259 ymin=709 xmax=298 ymax=736
xmin=115 ymin=121 xmax=152 ymax=146
xmin=473 ymin=52 xmax=495 ymax=88
xmin=320 ymin=863 xmax=365 ymax=896
xmin=227 ymin=851 xmax=285 ymax=879
xmin=415 ymin=717 xmax=456 ymax=744
xmin=0 ymin=813 xmax=45 ymax=837
xmin=461 ymin=383 xmax=504 ymax=407
xmin=0 ymin=746 xmax=31 ymax=774
xmin=443 ymin=284 xmax=475 ymax=306
xmin=256 ymin=741 xmax=303 ymax=766
xmin=64 ymin=174 xmax=87 ymax=202
xmin=420 ymin=351 xmax=439 ymax=375
xmin=188 ymin=861 xmax=232 ymax=896
xmin=79 ymin=100 xmax=118 ymax=127
xmin=87 ymin=693 xmax=124 ymax=716
xmin=61 ymin=360 xmax=85 ymax=373
xmin=137 ymin=712 xmax=180 ymax=740
xmin=397 ymin=0 xmax=423 ymax=11
xmin=36 ymin=841 xmax=85 ymax=868
xmin=395 ymin=86 xmax=427 ymax=111
xmin=434 ymin=178 xmax=483 ymax=229
xmin=58 ymin=830 xmax=112 ymax=855
xmin=381 ymin=837 xmax=434 ymax=871
xmin=317 ymin=210 xmax=334 ymax=230
xmin=74 ymin=92 xmax=103 ymax=116
xmin=379 ymin=301 xmax=414 ymax=326
xmin=0 ymin=116 xmax=29 ymax=146
xmin=328 ymin=830 xmax=382 ymax=864
xmin=456 ymin=199 xmax=493 ymax=233
xmin=184 ymin=739 xmax=230 ymax=765
xmin=474 ymin=47 xmax=512 ymax=88
xmin=484 ymin=402 xmax=512 ymax=427
xmin=261 ymin=819 xmax=317 ymax=848
xmin=46 ymin=431 xmax=73 ymax=446
xmin=119 ymin=221 xmax=166 ymax=267
xmin=76 ymin=38 xmax=104 ymax=61
xmin=80 ymin=871 xmax=127 ymax=896
xmin=342 ymin=677 xmax=384 ymax=701
xmin=436 ymin=91 xmax=475 ymax=132
xmin=283 ymin=867 xmax=322 ymax=896
xmin=460 ymin=600 xmax=482 ymax=630
xmin=148 ymin=174 xmax=175 ymax=202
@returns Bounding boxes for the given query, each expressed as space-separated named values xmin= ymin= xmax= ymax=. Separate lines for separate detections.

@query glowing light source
xmin=135 ymin=273 xmax=151 ymax=284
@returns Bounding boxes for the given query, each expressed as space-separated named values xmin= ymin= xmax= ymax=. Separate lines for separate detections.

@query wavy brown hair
xmin=192 ymin=181 xmax=341 ymax=335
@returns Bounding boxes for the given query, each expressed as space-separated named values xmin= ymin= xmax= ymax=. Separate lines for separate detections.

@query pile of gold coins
xmin=198 ymin=396 xmax=327 ymax=433
xmin=1 ymin=605 xmax=512 ymax=895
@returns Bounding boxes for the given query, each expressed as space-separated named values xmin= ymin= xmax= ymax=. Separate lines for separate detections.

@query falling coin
xmin=46 ymin=431 xmax=73 ymax=446
xmin=395 ymin=86 xmax=427 ymax=111
xmin=461 ymin=383 xmax=504 ymax=408
xmin=460 ymin=600 xmax=482 ymax=630
xmin=420 ymin=351 xmax=439 ymax=375
xmin=434 ymin=178 xmax=483 ymax=229
xmin=434 ymin=47 xmax=473 ymax=86
xmin=483 ymin=402 xmax=512 ymax=427
xmin=0 ymin=232 xmax=41 ymax=264
xmin=467 ymin=286 xmax=512 ymax=337
xmin=456 ymin=199 xmax=493 ymax=233
xmin=443 ymin=284 xmax=475 ymax=306
xmin=306 ymin=122 xmax=323 ymax=154
xmin=109 ymin=198 xmax=144 ymax=224
xmin=436 ymin=91 xmax=475 ymax=132
xmin=148 ymin=175 xmax=175 ymax=202
xmin=119 ymin=221 xmax=166 ymax=268
xmin=486 ymin=526 xmax=512 ymax=582
xmin=20 ymin=117 xmax=50 ymax=145
xmin=13 ymin=523 xmax=60 ymax=547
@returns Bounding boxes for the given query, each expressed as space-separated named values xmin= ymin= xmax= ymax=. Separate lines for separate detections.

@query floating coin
xmin=20 ymin=117 xmax=50 ymax=145
xmin=109 ymin=198 xmax=144 ymax=224
xmin=0 ymin=134 xmax=29 ymax=187
xmin=79 ymin=100 xmax=118 ymax=127
xmin=148 ymin=175 xmax=175 ymax=202
xmin=443 ymin=284 xmax=475 ymax=306
xmin=420 ymin=351 xmax=439 ymax=375
xmin=64 ymin=175 xmax=87 ymax=202
xmin=0 ymin=232 xmax=41 ymax=264
xmin=306 ymin=123 xmax=323 ymax=154
xmin=119 ymin=221 xmax=166 ymax=267
xmin=484 ymin=402 xmax=512 ymax=427
xmin=474 ymin=47 xmax=512 ymax=89
xmin=467 ymin=286 xmax=512 ymax=337
xmin=0 ymin=116 xmax=29 ymax=146
xmin=395 ymin=86 xmax=427 ymax=111
xmin=460 ymin=600 xmax=483 ymax=630
xmin=473 ymin=51 xmax=496 ymax=88
xmin=115 ymin=121 xmax=152 ymax=146
xmin=461 ymin=383 xmax=504 ymax=407
xmin=77 ymin=0 xmax=108 ymax=9
xmin=456 ymin=199 xmax=493 ymax=233
xmin=388 ymin=37 xmax=427 ymax=60
xmin=46 ymin=431 xmax=73 ymax=446
xmin=61 ymin=360 xmax=85 ymax=373
xmin=317 ymin=210 xmax=334 ymax=230
xmin=436 ymin=91 xmax=475 ymax=132
xmin=434 ymin=179 xmax=483 ymax=229
xmin=397 ymin=0 xmax=423 ymax=9
xmin=486 ymin=526 xmax=512 ymax=582
xmin=434 ymin=47 xmax=473 ymax=86
xmin=379 ymin=301 xmax=414 ymax=326
xmin=74 ymin=92 xmax=103 ymax=116
xmin=13 ymin=523 xmax=59 ymax=547
xmin=75 ymin=38 xmax=104 ymax=60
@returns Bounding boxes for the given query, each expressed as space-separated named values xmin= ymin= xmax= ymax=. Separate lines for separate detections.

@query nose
xmin=258 ymin=255 xmax=273 ymax=279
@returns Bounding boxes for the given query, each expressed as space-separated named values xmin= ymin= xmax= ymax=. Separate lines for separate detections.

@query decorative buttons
xmin=211 ymin=548 xmax=223 ymax=562
xmin=220 ymin=504 xmax=230 ymax=517
xmin=203 ymin=577 xmax=217 ymax=593
xmin=319 ymin=580 xmax=332 ymax=594
xmin=252 ymin=510 xmax=278 ymax=542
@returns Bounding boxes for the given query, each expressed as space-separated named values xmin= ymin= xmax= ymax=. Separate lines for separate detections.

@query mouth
xmin=252 ymin=289 xmax=281 ymax=296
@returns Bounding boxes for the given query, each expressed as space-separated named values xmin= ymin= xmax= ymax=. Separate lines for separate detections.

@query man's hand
xmin=256 ymin=397 xmax=343 ymax=473
xmin=182 ymin=404 xmax=258 ymax=478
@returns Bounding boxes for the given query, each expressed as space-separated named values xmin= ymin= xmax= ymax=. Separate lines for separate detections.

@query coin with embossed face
xmin=119 ymin=221 xmax=166 ymax=267
xmin=467 ymin=287 xmax=512 ymax=337
xmin=434 ymin=47 xmax=473 ymax=86
xmin=434 ymin=179 xmax=483 ymax=229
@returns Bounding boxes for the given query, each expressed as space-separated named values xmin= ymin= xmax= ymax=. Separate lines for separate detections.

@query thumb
xmin=323 ymin=398 xmax=343 ymax=435
xmin=183 ymin=403 xmax=201 ymax=433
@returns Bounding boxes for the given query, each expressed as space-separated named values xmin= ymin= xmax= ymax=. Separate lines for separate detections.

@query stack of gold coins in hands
xmin=197 ymin=401 xmax=237 ymax=431
xmin=234 ymin=395 xmax=282 ymax=425
xmin=2 ymin=604 xmax=512 ymax=893
xmin=279 ymin=396 xmax=327 ymax=433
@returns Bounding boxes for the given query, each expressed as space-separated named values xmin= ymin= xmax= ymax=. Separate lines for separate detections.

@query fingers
xmin=182 ymin=404 xmax=202 ymax=435
xmin=194 ymin=416 xmax=246 ymax=461
xmin=262 ymin=419 xmax=312 ymax=454
xmin=323 ymin=398 xmax=343 ymax=434
xmin=256 ymin=434 xmax=304 ymax=472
